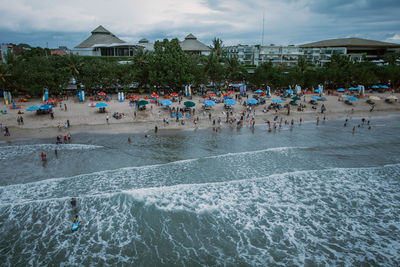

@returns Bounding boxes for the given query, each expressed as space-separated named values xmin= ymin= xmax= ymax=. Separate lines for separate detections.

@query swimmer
xmin=73 ymin=215 xmax=78 ymax=223
xmin=71 ymin=198 xmax=76 ymax=207
xmin=128 ymin=137 xmax=131 ymax=143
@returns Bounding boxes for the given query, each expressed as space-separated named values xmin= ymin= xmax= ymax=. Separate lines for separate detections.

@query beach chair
xmin=186 ymin=114 xmax=191 ymax=119
xmin=177 ymin=112 xmax=182 ymax=118
xmin=171 ymin=113 xmax=175 ymax=118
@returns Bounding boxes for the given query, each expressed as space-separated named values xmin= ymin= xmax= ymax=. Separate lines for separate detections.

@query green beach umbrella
xmin=291 ymin=96 xmax=301 ymax=101
xmin=184 ymin=101 xmax=195 ymax=108
xmin=137 ymin=100 xmax=149 ymax=106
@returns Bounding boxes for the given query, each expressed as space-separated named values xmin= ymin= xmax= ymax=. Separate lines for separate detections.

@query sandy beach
xmin=1 ymin=91 xmax=399 ymax=142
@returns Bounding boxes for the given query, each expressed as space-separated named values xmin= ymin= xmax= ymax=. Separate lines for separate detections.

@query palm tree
xmin=211 ymin=38 xmax=223 ymax=58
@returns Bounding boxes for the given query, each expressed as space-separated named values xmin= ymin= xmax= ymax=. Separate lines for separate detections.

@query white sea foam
xmin=1 ymin=163 xmax=400 ymax=266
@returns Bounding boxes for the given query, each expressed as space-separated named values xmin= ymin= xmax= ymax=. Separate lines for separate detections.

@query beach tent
xmin=161 ymin=100 xmax=172 ymax=106
xmin=95 ymin=102 xmax=108 ymax=108
xmin=225 ymin=99 xmax=236 ymax=106
xmin=184 ymin=101 xmax=195 ymax=108
xmin=27 ymin=105 xmax=40 ymax=111
xmin=137 ymin=100 xmax=149 ymax=106
xmin=247 ymin=99 xmax=258 ymax=105
xmin=204 ymin=100 xmax=216 ymax=106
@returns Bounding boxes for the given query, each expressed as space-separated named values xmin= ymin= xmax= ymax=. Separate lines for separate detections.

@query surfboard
xmin=72 ymin=221 xmax=79 ymax=231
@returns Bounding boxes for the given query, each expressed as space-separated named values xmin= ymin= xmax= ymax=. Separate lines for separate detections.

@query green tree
xmin=203 ymin=53 xmax=224 ymax=87
xmin=148 ymin=38 xmax=191 ymax=89
xmin=211 ymin=38 xmax=223 ymax=58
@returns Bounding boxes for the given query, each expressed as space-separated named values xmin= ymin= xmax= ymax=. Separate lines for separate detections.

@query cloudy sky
xmin=0 ymin=0 xmax=399 ymax=48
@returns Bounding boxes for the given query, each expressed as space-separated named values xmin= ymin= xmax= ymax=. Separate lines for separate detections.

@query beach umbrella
xmin=170 ymin=92 xmax=178 ymax=97
xmin=255 ymin=89 xmax=263 ymax=93
xmin=150 ymin=92 xmax=159 ymax=98
xmin=161 ymin=100 xmax=172 ymax=106
xmin=314 ymin=89 xmax=322 ymax=93
xmin=232 ymin=84 xmax=240 ymax=88
xmin=386 ymin=95 xmax=398 ymax=100
xmin=348 ymin=87 xmax=359 ymax=91
xmin=95 ymin=102 xmax=108 ymax=108
xmin=347 ymin=96 xmax=358 ymax=101
xmin=371 ymin=85 xmax=379 ymax=89
xmin=208 ymin=93 xmax=216 ymax=97
xmin=98 ymin=92 xmax=106 ymax=96
xmin=337 ymin=88 xmax=345 ymax=92
xmin=311 ymin=96 xmax=322 ymax=100
xmin=271 ymin=99 xmax=282 ymax=103
xmin=286 ymin=89 xmax=293 ymax=94
xmin=225 ymin=99 xmax=236 ymax=106
xmin=137 ymin=100 xmax=149 ymax=106
xmin=381 ymin=85 xmax=389 ymax=89
xmin=132 ymin=94 xmax=140 ymax=100
xmin=27 ymin=105 xmax=40 ymax=111
xmin=291 ymin=96 xmax=301 ymax=101
xmin=247 ymin=99 xmax=258 ymax=105
xmin=39 ymin=104 xmax=53 ymax=110
xmin=204 ymin=100 xmax=216 ymax=106
xmin=227 ymin=91 xmax=234 ymax=95
xmin=368 ymin=96 xmax=381 ymax=101
xmin=184 ymin=101 xmax=195 ymax=108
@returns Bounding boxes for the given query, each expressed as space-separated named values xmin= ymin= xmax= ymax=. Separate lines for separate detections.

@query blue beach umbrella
xmin=381 ymin=85 xmax=389 ymax=89
xmin=347 ymin=96 xmax=358 ymax=101
xmin=337 ymin=88 xmax=345 ymax=92
xmin=255 ymin=89 xmax=263 ymax=93
xmin=204 ymin=100 xmax=216 ymax=106
xmin=224 ymin=99 xmax=236 ymax=106
xmin=247 ymin=99 xmax=259 ymax=105
xmin=348 ymin=87 xmax=359 ymax=91
xmin=95 ymin=102 xmax=108 ymax=108
xmin=39 ymin=104 xmax=53 ymax=110
xmin=286 ymin=89 xmax=293 ymax=94
xmin=311 ymin=96 xmax=322 ymax=100
xmin=371 ymin=85 xmax=379 ymax=89
xmin=161 ymin=100 xmax=172 ymax=106
xmin=27 ymin=105 xmax=40 ymax=111
xmin=271 ymin=99 xmax=283 ymax=103
xmin=314 ymin=89 xmax=322 ymax=93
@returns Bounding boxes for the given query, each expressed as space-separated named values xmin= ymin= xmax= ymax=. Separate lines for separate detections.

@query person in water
xmin=73 ymin=215 xmax=78 ymax=223
xmin=71 ymin=198 xmax=77 ymax=207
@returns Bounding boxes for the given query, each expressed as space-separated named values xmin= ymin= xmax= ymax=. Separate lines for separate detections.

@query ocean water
xmin=1 ymin=116 xmax=400 ymax=266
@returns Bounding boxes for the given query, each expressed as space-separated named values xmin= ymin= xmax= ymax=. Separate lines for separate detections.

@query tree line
xmin=0 ymin=38 xmax=399 ymax=96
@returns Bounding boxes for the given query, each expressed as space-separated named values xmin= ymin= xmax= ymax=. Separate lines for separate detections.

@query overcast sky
xmin=0 ymin=0 xmax=399 ymax=48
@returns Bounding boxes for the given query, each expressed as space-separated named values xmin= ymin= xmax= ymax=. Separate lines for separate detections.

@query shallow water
xmin=1 ymin=115 xmax=400 ymax=266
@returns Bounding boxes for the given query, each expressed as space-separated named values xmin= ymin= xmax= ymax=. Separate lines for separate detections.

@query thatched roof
xmin=300 ymin=38 xmax=400 ymax=48
xmin=180 ymin=34 xmax=211 ymax=52
xmin=75 ymin=25 xmax=125 ymax=48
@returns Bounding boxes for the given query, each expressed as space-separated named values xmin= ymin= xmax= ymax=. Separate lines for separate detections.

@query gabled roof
xmin=300 ymin=38 xmax=400 ymax=48
xmin=138 ymin=38 xmax=149 ymax=43
xmin=75 ymin=25 xmax=125 ymax=48
xmin=91 ymin=25 xmax=110 ymax=34
xmin=180 ymin=33 xmax=211 ymax=52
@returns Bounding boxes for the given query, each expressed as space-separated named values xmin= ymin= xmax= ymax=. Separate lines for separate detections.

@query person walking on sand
xmin=316 ymin=116 xmax=320 ymax=126
xmin=64 ymin=103 xmax=67 ymax=111
xmin=106 ymin=115 xmax=109 ymax=124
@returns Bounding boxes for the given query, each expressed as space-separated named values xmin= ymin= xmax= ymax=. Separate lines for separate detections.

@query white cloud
xmin=0 ymin=0 xmax=399 ymax=46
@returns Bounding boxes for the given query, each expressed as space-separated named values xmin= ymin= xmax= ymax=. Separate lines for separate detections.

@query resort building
xmin=300 ymin=38 xmax=400 ymax=66
xmin=223 ymin=37 xmax=400 ymax=67
xmin=179 ymin=34 xmax=211 ymax=55
xmin=224 ymin=45 xmax=256 ymax=65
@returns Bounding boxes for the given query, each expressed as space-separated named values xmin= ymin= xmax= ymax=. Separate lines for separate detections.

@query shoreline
xmin=1 ymin=110 xmax=399 ymax=143
xmin=1 ymin=93 xmax=399 ymax=142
